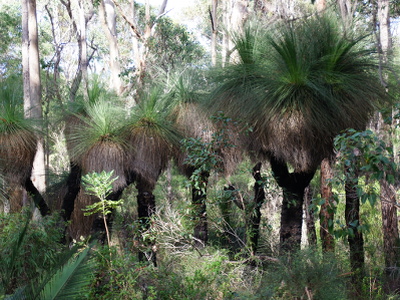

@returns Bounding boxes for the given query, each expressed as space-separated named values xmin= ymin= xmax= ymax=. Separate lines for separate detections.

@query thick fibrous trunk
xmin=247 ymin=162 xmax=265 ymax=254
xmin=192 ymin=171 xmax=209 ymax=248
xmin=270 ymin=156 xmax=315 ymax=253
xmin=61 ymin=162 xmax=82 ymax=222
xmin=345 ymin=169 xmax=364 ymax=289
xmin=137 ymin=181 xmax=156 ymax=265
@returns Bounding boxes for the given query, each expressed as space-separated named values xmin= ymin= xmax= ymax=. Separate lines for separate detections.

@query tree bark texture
xmin=24 ymin=177 xmax=50 ymax=216
xmin=192 ymin=171 xmax=209 ymax=248
xmin=99 ymin=0 xmax=123 ymax=94
xmin=210 ymin=0 xmax=218 ymax=67
xmin=22 ymin=0 xmax=49 ymax=211
xmin=304 ymin=185 xmax=317 ymax=246
xmin=270 ymin=156 xmax=315 ymax=254
xmin=320 ymin=157 xmax=335 ymax=252
xmin=137 ymin=180 xmax=157 ymax=265
xmin=377 ymin=0 xmax=399 ymax=292
xmin=247 ymin=162 xmax=265 ymax=255
xmin=345 ymin=168 xmax=364 ymax=290
xmin=61 ymin=162 xmax=82 ymax=222
xmin=380 ymin=178 xmax=400 ymax=290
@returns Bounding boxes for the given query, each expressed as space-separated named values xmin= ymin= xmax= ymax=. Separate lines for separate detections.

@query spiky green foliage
xmin=208 ymin=15 xmax=388 ymax=172
xmin=35 ymin=246 xmax=93 ymax=300
xmin=0 ymin=209 xmax=65 ymax=297
xmin=125 ymin=87 xmax=182 ymax=187
xmin=67 ymin=98 xmax=129 ymax=190
xmin=0 ymin=77 xmax=37 ymax=183
xmin=7 ymin=245 xmax=95 ymax=300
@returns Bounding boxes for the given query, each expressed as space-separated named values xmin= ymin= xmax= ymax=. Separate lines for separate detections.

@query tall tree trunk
xmin=345 ymin=166 xmax=364 ymax=294
xmin=380 ymin=179 xmax=400 ymax=290
xmin=209 ymin=0 xmax=218 ymax=67
xmin=192 ymin=171 xmax=209 ymax=248
xmin=320 ymin=157 xmax=335 ymax=252
xmin=270 ymin=156 xmax=315 ymax=253
xmin=99 ymin=0 xmax=123 ymax=95
xmin=76 ymin=0 xmax=89 ymax=100
xmin=376 ymin=0 xmax=400 ymax=291
xmin=21 ymin=0 xmax=50 ymax=215
xmin=22 ymin=0 xmax=30 ymax=117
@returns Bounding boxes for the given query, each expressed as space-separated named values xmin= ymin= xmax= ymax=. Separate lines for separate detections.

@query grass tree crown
xmin=207 ymin=14 xmax=388 ymax=172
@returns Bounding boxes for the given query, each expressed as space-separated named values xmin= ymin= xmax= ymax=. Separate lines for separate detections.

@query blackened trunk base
xmin=192 ymin=172 xmax=209 ymax=248
xmin=248 ymin=162 xmax=265 ymax=255
xmin=23 ymin=177 xmax=50 ymax=216
xmin=61 ymin=162 xmax=82 ymax=222
xmin=137 ymin=187 xmax=156 ymax=265
xmin=269 ymin=156 xmax=315 ymax=254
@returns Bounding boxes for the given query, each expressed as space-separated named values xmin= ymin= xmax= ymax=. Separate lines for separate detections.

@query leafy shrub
xmin=258 ymin=248 xmax=348 ymax=299
xmin=0 ymin=209 xmax=65 ymax=295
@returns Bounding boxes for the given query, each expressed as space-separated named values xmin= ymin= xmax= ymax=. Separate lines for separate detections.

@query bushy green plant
xmin=82 ymin=170 xmax=123 ymax=246
xmin=88 ymin=246 xmax=142 ymax=300
xmin=0 ymin=209 xmax=65 ymax=295
xmin=258 ymin=248 xmax=348 ymax=299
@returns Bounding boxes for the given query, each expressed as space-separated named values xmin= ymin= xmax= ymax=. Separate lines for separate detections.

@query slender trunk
xmin=23 ymin=0 xmax=48 ymax=210
xmin=377 ymin=0 xmax=399 ymax=292
xmin=22 ymin=0 xmax=30 ymax=117
xmin=380 ymin=178 xmax=400 ymax=291
xmin=320 ymin=157 xmax=335 ymax=252
xmin=210 ymin=0 xmax=218 ymax=67
xmin=163 ymin=162 xmax=172 ymax=206
xmin=192 ymin=171 xmax=209 ymax=248
xmin=76 ymin=0 xmax=89 ymax=100
xmin=61 ymin=162 xmax=82 ymax=222
xmin=247 ymin=162 xmax=265 ymax=255
xmin=270 ymin=156 xmax=315 ymax=254
xmin=137 ymin=180 xmax=156 ymax=265
xmin=304 ymin=185 xmax=317 ymax=246
xmin=345 ymin=166 xmax=364 ymax=292
xmin=221 ymin=185 xmax=236 ymax=252
xmin=99 ymin=0 xmax=123 ymax=94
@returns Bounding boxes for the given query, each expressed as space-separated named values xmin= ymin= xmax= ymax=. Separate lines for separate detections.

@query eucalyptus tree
xmin=207 ymin=14 xmax=388 ymax=253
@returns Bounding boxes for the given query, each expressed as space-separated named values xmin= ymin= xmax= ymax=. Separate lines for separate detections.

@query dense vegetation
xmin=1 ymin=0 xmax=400 ymax=299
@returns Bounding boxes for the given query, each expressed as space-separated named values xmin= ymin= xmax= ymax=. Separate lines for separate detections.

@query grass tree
xmin=63 ymin=95 xmax=129 ymax=240
xmin=207 ymin=14 xmax=388 ymax=253
xmin=0 ymin=77 xmax=50 ymax=216
xmin=123 ymin=87 xmax=182 ymax=263
xmin=172 ymin=72 xmax=243 ymax=249
xmin=62 ymin=77 xmax=123 ymax=221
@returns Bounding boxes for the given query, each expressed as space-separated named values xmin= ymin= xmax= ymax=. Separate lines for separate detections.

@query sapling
xmin=82 ymin=170 xmax=123 ymax=246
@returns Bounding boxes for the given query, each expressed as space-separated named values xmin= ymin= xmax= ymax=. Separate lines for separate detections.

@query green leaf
xmin=37 ymin=247 xmax=94 ymax=300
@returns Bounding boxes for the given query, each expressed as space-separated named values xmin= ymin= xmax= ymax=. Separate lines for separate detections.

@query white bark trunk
xmin=100 ymin=0 xmax=123 ymax=94
xmin=25 ymin=0 xmax=46 ymax=193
